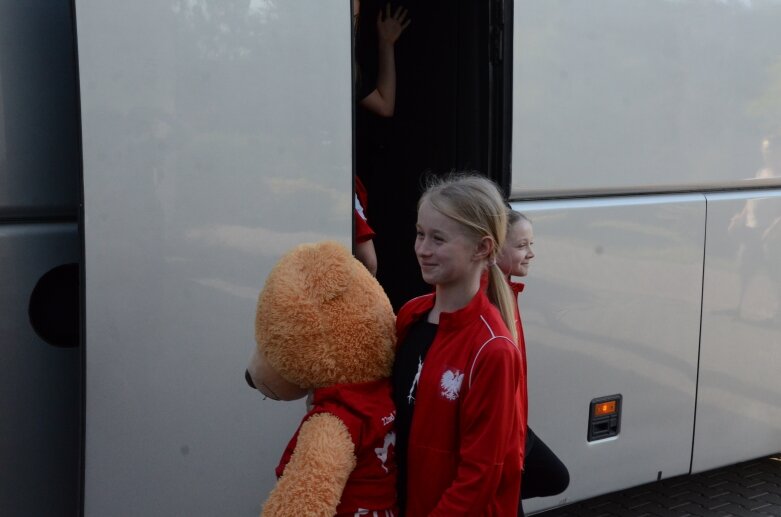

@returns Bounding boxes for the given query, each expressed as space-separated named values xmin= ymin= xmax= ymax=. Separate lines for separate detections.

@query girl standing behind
xmin=392 ymin=174 xmax=526 ymax=516
xmin=497 ymin=211 xmax=569 ymax=517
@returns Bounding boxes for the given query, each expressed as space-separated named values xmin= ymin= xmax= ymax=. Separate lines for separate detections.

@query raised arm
xmin=358 ymin=3 xmax=410 ymax=118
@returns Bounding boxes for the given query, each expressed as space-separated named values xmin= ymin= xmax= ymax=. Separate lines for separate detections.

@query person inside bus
xmin=353 ymin=0 xmax=410 ymax=276
xmin=392 ymin=174 xmax=526 ymax=515
xmin=497 ymin=210 xmax=570 ymax=517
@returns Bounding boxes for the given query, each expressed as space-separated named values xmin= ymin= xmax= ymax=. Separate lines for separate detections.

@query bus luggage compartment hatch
xmin=588 ymin=394 xmax=622 ymax=442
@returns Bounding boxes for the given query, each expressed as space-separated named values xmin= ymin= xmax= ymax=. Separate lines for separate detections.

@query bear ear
xmin=297 ymin=241 xmax=354 ymax=304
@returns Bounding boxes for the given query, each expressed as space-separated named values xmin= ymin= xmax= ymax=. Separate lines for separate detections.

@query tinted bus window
xmin=512 ymin=0 xmax=781 ymax=196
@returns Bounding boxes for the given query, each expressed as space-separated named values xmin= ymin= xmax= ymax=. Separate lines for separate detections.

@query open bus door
xmin=354 ymin=0 xmax=514 ymax=309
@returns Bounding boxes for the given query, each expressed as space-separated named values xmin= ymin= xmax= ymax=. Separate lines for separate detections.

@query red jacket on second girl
xmin=509 ymin=280 xmax=528 ymax=427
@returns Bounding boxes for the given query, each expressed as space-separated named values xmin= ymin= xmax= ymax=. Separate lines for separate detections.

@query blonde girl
xmin=497 ymin=211 xmax=569 ymax=517
xmin=392 ymin=174 xmax=525 ymax=516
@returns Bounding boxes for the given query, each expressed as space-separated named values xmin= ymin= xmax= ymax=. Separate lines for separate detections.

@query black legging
xmin=518 ymin=427 xmax=570 ymax=517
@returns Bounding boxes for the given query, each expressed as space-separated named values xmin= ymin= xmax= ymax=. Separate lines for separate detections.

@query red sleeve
xmin=430 ymin=338 xmax=523 ymax=516
xmin=354 ymin=208 xmax=376 ymax=243
xmin=354 ymin=183 xmax=375 ymax=243
xmin=355 ymin=176 xmax=369 ymax=211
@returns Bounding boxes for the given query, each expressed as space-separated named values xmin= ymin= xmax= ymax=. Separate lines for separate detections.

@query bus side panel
xmin=76 ymin=1 xmax=352 ymax=515
xmin=0 ymin=2 xmax=81 ymax=515
xmin=516 ymin=196 xmax=705 ymax=513
xmin=0 ymin=225 xmax=80 ymax=517
xmin=693 ymin=191 xmax=781 ymax=473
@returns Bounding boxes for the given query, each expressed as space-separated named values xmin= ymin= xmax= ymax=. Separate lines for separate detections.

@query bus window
xmin=511 ymin=0 xmax=781 ymax=197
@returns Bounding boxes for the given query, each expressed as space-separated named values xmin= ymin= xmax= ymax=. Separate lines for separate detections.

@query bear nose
xmin=244 ymin=369 xmax=256 ymax=389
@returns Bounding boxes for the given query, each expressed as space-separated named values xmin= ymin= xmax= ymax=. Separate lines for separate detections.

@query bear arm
xmin=261 ymin=413 xmax=357 ymax=516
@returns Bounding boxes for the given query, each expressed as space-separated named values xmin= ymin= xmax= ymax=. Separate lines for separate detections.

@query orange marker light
xmin=594 ymin=401 xmax=617 ymax=417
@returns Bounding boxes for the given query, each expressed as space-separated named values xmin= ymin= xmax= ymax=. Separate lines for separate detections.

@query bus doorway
xmin=354 ymin=0 xmax=512 ymax=310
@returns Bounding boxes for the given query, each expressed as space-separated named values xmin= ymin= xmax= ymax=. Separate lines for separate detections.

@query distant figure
xmin=497 ymin=210 xmax=570 ymax=517
xmin=728 ymin=135 xmax=781 ymax=319
xmin=353 ymin=1 xmax=410 ymax=276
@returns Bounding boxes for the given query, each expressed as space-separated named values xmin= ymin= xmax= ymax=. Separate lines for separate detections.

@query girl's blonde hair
xmin=507 ymin=209 xmax=530 ymax=227
xmin=420 ymin=174 xmax=518 ymax=343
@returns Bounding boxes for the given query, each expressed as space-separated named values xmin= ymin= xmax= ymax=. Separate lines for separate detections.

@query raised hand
xmin=377 ymin=3 xmax=411 ymax=47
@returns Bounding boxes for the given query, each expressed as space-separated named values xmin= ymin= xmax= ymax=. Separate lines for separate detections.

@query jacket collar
xmin=312 ymin=378 xmax=390 ymax=405
xmin=508 ymin=280 xmax=525 ymax=296
xmin=480 ymin=271 xmax=525 ymax=296
xmin=406 ymin=289 xmax=493 ymax=332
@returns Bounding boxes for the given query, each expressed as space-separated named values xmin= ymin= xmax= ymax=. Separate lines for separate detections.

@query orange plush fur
xmin=256 ymin=241 xmax=395 ymax=387
xmin=248 ymin=241 xmax=396 ymax=516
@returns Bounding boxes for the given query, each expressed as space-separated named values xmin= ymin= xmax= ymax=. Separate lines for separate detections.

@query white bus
xmin=3 ymin=0 xmax=781 ymax=515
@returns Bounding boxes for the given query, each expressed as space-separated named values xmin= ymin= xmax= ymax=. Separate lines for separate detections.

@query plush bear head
xmin=246 ymin=241 xmax=396 ymax=400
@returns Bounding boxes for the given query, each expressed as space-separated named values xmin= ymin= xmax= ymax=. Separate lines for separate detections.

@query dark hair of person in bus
xmin=353 ymin=1 xmax=410 ymax=277
xmin=497 ymin=210 xmax=571 ymax=516
xmin=391 ymin=173 xmax=526 ymax=515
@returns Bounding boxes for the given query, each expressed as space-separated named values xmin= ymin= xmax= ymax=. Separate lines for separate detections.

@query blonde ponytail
xmin=487 ymin=263 xmax=518 ymax=343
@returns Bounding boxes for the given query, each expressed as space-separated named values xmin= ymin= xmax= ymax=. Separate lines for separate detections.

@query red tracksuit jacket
xmin=395 ymin=290 xmax=525 ymax=516
xmin=509 ymin=280 xmax=529 ymax=429
xmin=276 ymin=380 xmax=397 ymax=516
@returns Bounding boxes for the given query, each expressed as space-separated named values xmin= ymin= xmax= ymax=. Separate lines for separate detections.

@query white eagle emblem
xmin=440 ymin=369 xmax=464 ymax=401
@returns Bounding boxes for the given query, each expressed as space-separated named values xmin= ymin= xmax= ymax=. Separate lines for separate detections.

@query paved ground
xmin=536 ymin=455 xmax=781 ymax=517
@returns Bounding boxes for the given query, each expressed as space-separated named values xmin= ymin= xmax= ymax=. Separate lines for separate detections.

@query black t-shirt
xmin=392 ymin=314 xmax=438 ymax=512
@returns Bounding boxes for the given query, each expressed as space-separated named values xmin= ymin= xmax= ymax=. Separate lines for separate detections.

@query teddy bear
xmin=245 ymin=240 xmax=398 ymax=516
